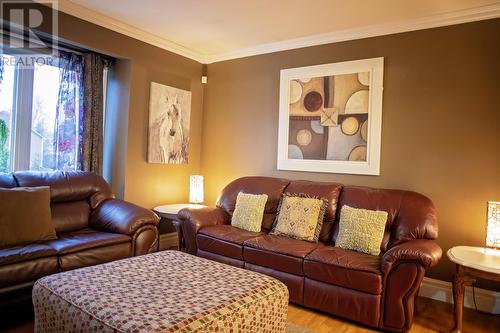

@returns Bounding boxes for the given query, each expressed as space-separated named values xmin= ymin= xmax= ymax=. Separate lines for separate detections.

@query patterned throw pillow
xmin=335 ymin=205 xmax=388 ymax=255
xmin=231 ymin=192 xmax=269 ymax=232
xmin=270 ymin=193 xmax=327 ymax=242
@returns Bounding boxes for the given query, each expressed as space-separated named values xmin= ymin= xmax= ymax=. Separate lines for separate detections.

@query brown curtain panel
xmin=82 ymin=53 xmax=105 ymax=175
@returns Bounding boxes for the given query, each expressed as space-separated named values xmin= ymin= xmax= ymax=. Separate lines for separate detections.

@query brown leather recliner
xmin=179 ymin=176 xmax=442 ymax=332
xmin=0 ymin=171 xmax=159 ymax=307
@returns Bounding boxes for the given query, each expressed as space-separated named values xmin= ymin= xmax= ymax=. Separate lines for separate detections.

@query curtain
xmin=81 ymin=53 xmax=106 ymax=175
xmin=0 ymin=58 xmax=3 ymax=86
xmin=53 ymin=52 xmax=83 ymax=171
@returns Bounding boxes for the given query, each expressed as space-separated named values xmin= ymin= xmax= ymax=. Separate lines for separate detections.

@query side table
xmin=447 ymin=246 xmax=500 ymax=333
xmin=153 ymin=204 xmax=206 ymax=251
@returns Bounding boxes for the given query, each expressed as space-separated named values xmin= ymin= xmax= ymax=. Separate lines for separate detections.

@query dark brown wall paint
xmin=202 ymin=19 xmax=500 ymax=283
xmin=56 ymin=12 xmax=204 ymax=208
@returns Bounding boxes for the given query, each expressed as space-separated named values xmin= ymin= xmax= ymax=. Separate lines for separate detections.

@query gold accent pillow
xmin=231 ymin=192 xmax=269 ymax=232
xmin=270 ymin=193 xmax=327 ymax=242
xmin=335 ymin=205 xmax=388 ymax=255
xmin=0 ymin=186 xmax=57 ymax=248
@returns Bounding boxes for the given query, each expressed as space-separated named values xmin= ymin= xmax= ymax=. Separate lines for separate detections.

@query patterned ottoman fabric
xmin=33 ymin=250 xmax=289 ymax=333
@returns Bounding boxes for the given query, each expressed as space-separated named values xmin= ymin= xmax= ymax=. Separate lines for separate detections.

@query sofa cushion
xmin=13 ymin=171 xmax=114 ymax=207
xmin=217 ymin=176 xmax=290 ymax=230
xmin=285 ymin=180 xmax=342 ymax=242
xmin=231 ymin=192 xmax=268 ymax=232
xmin=271 ymin=193 xmax=327 ymax=242
xmin=336 ymin=205 xmax=388 ymax=255
xmin=0 ymin=243 xmax=57 ymax=266
xmin=51 ymin=201 xmax=91 ymax=234
xmin=304 ymin=246 xmax=382 ymax=295
xmin=243 ymin=234 xmax=324 ymax=275
xmin=58 ymin=242 xmax=131 ymax=271
xmin=0 ymin=186 xmax=57 ymax=248
xmin=197 ymin=225 xmax=263 ymax=260
xmin=0 ymin=256 xmax=59 ymax=288
xmin=48 ymin=229 xmax=130 ymax=255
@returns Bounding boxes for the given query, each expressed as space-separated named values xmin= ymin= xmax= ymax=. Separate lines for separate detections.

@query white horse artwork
xmin=148 ymin=82 xmax=191 ymax=164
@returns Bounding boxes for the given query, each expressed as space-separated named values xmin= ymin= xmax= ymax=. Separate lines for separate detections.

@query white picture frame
xmin=277 ymin=57 xmax=384 ymax=175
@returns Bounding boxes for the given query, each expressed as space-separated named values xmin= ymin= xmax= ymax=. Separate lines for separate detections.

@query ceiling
xmin=59 ymin=0 xmax=500 ymax=63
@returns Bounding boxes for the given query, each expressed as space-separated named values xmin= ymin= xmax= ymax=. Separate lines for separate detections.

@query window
xmin=0 ymin=55 xmax=15 ymax=172
xmin=0 ymin=52 xmax=108 ymax=173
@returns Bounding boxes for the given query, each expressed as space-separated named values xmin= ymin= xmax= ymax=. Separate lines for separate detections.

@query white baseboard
xmin=419 ymin=277 xmax=500 ymax=314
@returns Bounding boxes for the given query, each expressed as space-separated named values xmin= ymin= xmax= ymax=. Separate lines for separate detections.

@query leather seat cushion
xmin=304 ymin=246 xmax=383 ymax=295
xmin=197 ymin=225 xmax=263 ymax=260
xmin=0 ymin=243 xmax=57 ymax=266
xmin=0 ymin=256 xmax=58 ymax=288
xmin=48 ymin=229 xmax=130 ymax=255
xmin=58 ymin=242 xmax=131 ymax=271
xmin=243 ymin=234 xmax=325 ymax=275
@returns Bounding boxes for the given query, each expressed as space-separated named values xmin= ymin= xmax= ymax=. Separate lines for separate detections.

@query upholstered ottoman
xmin=33 ymin=251 xmax=288 ymax=332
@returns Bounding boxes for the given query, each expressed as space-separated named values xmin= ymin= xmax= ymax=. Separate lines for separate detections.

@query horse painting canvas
xmin=148 ymin=82 xmax=191 ymax=164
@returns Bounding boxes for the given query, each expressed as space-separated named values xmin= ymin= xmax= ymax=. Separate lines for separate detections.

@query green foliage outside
xmin=0 ymin=119 xmax=9 ymax=172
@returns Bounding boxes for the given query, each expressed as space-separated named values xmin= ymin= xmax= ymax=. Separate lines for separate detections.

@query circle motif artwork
xmin=310 ymin=120 xmax=324 ymax=134
xmin=358 ymin=72 xmax=370 ymax=86
xmin=288 ymin=145 xmax=303 ymax=159
xmin=349 ymin=146 xmax=367 ymax=161
xmin=296 ymin=129 xmax=312 ymax=146
xmin=290 ymin=80 xmax=302 ymax=104
xmin=345 ymin=90 xmax=369 ymax=114
xmin=360 ymin=120 xmax=368 ymax=142
xmin=341 ymin=116 xmax=359 ymax=136
xmin=303 ymin=91 xmax=323 ymax=112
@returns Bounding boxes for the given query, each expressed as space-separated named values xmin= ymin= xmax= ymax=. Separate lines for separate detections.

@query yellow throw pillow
xmin=335 ymin=205 xmax=388 ymax=255
xmin=0 ymin=186 xmax=57 ymax=248
xmin=270 ymin=193 xmax=327 ymax=242
xmin=231 ymin=192 xmax=268 ymax=232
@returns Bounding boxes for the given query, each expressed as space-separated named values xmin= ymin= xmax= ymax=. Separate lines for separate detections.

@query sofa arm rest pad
xmin=178 ymin=207 xmax=230 ymax=254
xmin=178 ymin=207 xmax=230 ymax=232
xmin=90 ymin=199 xmax=159 ymax=235
xmin=381 ymin=239 xmax=442 ymax=274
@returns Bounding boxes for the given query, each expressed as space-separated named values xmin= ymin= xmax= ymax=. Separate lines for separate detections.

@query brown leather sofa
xmin=0 ymin=171 xmax=159 ymax=307
xmin=179 ymin=176 xmax=442 ymax=332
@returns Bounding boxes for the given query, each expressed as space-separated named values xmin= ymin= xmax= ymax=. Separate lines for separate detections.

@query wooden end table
xmin=153 ymin=204 xmax=206 ymax=251
xmin=447 ymin=246 xmax=500 ymax=333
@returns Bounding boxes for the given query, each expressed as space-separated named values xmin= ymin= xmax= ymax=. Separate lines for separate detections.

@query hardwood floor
xmin=2 ymin=297 xmax=498 ymax=332
xmin=287 ymin=297 xmax=499 ymax=333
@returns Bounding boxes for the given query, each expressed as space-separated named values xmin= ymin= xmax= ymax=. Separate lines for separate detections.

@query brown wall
xmin=57 ymin=12 xmax=204 ymax=208
xmin=202 ymin=19 xmax=500 ymax=283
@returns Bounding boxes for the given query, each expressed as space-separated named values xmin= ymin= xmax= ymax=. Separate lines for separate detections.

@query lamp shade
xmin=189 ymin=175 xmax=204 ymax=204
xmin=486 ymin=201 xmax=500 ymax=248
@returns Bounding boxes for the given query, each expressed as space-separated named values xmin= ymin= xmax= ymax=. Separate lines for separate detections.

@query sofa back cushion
xmin=334 ymin=186 xmax=438 ymax=252
xmin=284 ymin=180 xmax=343 ymax=242
xmin=13 ymin=171 xmax=114 ymax=234
xmin=217 ymin=176 xmax=290 ymax=230
xmin=50 ymin=201 xmax=92 ymax=233
xmin=0 ymin=173 xmax=17 ymax=188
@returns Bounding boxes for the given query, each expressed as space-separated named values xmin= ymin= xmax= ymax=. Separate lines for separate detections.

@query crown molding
xmin=205 ymin=3 xmax=500 ymax=63
xmin=54 ymin=1 xmax=500 ymax=64
xmin=55 ymin=0 xmax=207 ymax=63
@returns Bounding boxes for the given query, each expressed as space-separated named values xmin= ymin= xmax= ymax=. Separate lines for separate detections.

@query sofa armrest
xmin=178 ymin=207 xmax=230 ymax=254
xmin=90 ymin=199 xmax=160 ymax=235
xmin=381 ymin=239 xmax=442 ymax=274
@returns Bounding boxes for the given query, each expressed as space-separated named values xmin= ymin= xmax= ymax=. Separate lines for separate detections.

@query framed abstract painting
xmin=277 ymin=57 xmax=384 ymax=175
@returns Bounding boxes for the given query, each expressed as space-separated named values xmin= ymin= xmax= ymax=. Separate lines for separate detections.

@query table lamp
xmin=486 ymin=201 xmax=499 ymax=249
xmin=189 ymin=175 xmax=204 ymax=205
